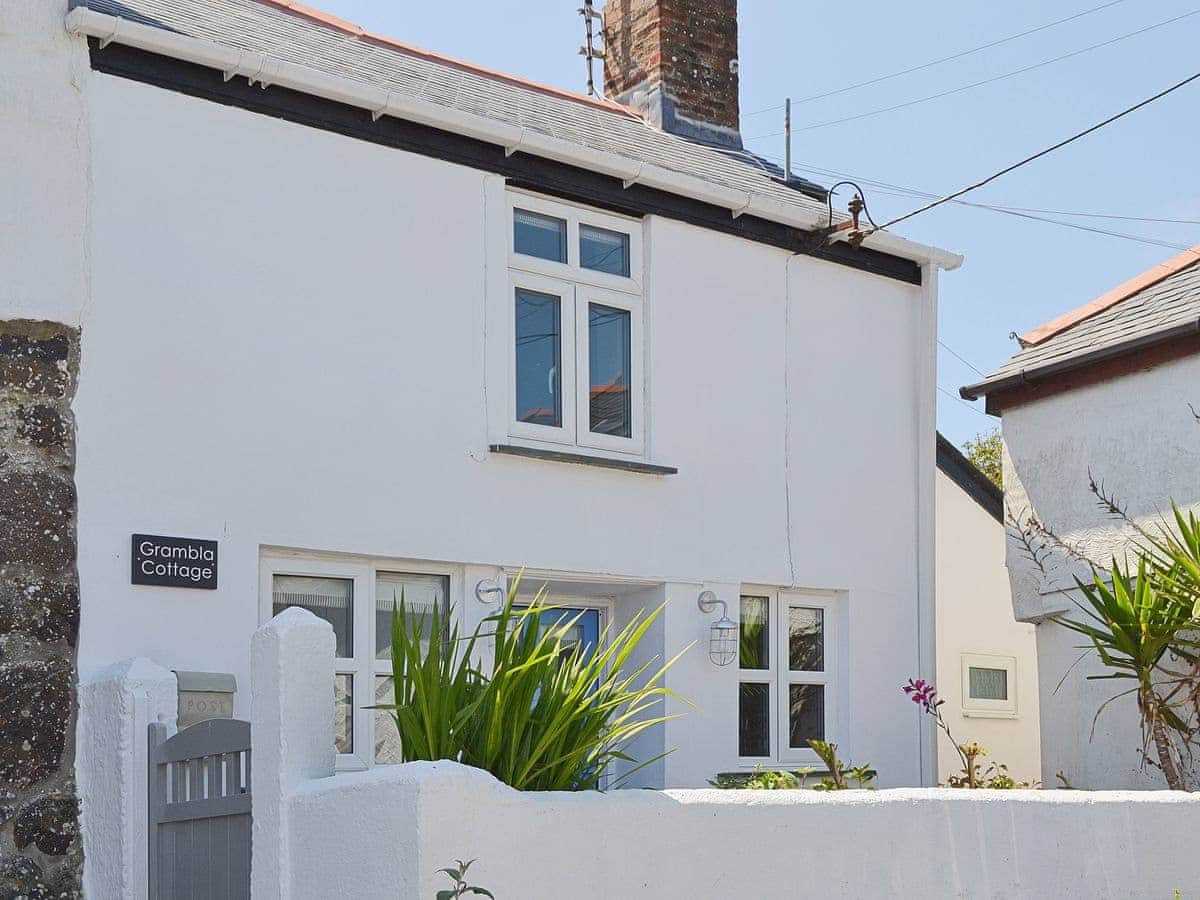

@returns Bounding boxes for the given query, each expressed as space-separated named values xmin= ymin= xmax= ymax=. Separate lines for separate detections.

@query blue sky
xmin=318 ymin=0 xmax=1199 ymax=447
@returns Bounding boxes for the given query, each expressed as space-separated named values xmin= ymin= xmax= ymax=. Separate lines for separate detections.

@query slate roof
xmin=75 ymin=0 xmax=831 ymax=215
xmin=962 ymin=247 xmax=1200 ymax=398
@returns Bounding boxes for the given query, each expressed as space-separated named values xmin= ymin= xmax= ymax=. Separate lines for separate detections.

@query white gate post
xmin=76 ymin=657 xmax=177 ymax=899
xmin=250 ymin=607 xmax=335 ymax=900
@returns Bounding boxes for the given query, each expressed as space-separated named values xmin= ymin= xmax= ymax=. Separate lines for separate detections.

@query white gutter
xmin=65 ymin=6 xmax=962 ymax=272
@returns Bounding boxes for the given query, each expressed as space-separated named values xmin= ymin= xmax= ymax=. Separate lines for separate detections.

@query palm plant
xmin=1058 ymin=554 xmax=1199 ymax=789
xmin=376 ymin=576 xmax=688 ymax=791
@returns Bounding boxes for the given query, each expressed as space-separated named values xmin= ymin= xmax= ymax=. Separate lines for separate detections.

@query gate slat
xmin=159 ymin=795 xmax=251 ymax=823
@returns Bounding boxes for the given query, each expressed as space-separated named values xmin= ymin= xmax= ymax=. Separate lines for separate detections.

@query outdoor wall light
xmin=475 ymin=578 xmax=504 ymax=606
xmin=698 ymin=590 xmax=737 ymax=667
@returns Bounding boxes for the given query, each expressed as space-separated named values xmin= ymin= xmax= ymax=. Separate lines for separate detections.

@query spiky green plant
xmin=1058 ymin=554 xmax=1199 ymax=790
xmin=375 ymin=576 xmax=688 ymax=791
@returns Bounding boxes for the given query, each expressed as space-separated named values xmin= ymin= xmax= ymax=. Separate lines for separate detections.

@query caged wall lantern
xmin=698 ymin=590 xmax=737 ymax=666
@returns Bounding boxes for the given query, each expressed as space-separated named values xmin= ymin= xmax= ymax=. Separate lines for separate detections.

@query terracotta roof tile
xmin=1021 ymin=244 xmax=1200 ymax=346
xmin=963 ymin=248 xmax=1200 ymax=397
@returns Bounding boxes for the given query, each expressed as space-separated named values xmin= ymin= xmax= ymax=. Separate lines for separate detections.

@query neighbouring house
xmin=961 ymin=244 xmax=1200 ymax=789
xmin=2 ymin=0 xmax=970 ymax=893
xmin=934 ymin=435 xmax=1040 ymax=785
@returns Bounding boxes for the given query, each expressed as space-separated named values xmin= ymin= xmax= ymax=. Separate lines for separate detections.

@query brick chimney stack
xmin=603 ymin=0 xmax=741 ymax=149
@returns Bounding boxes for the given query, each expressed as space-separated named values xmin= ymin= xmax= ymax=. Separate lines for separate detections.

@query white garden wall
xmin=257 ymin=611 xmax=1200 ymax=900
xmin=290 ymin=764 xmax=1200 ymax=900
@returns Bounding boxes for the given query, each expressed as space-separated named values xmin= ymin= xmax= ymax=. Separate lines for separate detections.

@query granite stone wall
xmin=0 ymin=321 xmax=82 ymax=899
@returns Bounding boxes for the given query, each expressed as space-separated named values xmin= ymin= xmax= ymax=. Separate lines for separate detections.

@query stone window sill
xmin=488 ymin=443 xmax=678 ymax=476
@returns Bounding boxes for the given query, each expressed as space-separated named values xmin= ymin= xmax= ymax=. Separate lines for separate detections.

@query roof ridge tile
xmin=1021 ymin=244 xmax=1200 ymax=346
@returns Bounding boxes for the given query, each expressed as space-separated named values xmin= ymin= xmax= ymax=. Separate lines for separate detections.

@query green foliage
xmin=710 ymin=749 xmax=874 ymax=791
xmin=943 ymin=742 xmax=1032 ymax=789
xmin=708 ymin=765 xmax=804 ymax=790
xmin=1057 ymin=548 xmax=1200 ymax=790
xmin=808 ymin=739 xmax=875 ymax=790
xmin=962 ymin=428 xmax=1003 ymax=488
xmin=376 ymin=576 xmax=688 ymax=791
xmin=436 ymin=859 xmax=494 ymax=900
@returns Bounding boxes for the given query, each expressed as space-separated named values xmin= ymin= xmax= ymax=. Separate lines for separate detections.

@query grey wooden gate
xmin=148 ymin=718 xmax=252 ymax=899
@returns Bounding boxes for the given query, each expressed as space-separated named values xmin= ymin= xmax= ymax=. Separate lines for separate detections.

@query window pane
xmin=739 ymin=596 xmax=769 ymax=670
xmin=273 ymin=575 xmax=353 ymax=657
xmin=969 ymin=666 xmax=1008 ymax=700
xmin=788 ymin=684 xmax=825 ymax=748
xmin=580 ymin=224 xmax=630 ymax=276
xmin=515 ymin=288 xmax=562 ymax=427
xmin=335 ymin=674 xmax=353 ymax=754
xmin=588 ymin=303 xmax=631 ymax=437
xmin=514 ymin=208 xmax=566 ymax=262
xmin=738 ymin=682 xmax=770 ymax=757
xmin=376 ymin=572 xmax=449 ymax=660
xmin=374 ymin=676 xmax=402 ymax=764
xmin=788 ymin=607 xmax=824 ymax=672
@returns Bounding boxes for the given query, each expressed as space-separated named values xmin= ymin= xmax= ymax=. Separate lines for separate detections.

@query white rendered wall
xmin=1001 ymin=354 xmax=1200 ymax=788
xmin=75 ymin=70 xmax=933 ymax=791
xmin=934 ymin=469 xmax=1040 ymax=784
xmin=0 ymin=1 xmax=90 ymax=324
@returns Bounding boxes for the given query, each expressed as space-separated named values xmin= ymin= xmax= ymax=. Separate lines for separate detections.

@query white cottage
xmin=3 ymin=0 xmax=966 ymax=891
xmin=962 ymin=244 xmax=1200 ymax=789
xmin=934 ymin=436 xmax=1040 ymax=785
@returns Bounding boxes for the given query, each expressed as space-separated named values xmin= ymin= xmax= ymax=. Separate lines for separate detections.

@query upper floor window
xmin=508 ymin=193 xmax=643 ymax=455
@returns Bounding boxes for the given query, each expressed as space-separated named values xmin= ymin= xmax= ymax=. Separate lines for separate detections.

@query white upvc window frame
xmin=737 ymin=588 xmax=839 ymax=769
xmin=507 ymin=190 xmax=645 ymax=456
xmin=259 ymin=552 xmax=460 ymax=772
xmin=576 ymin=283 xmax=644 ymax=454
xmin=961 ymin=652 xmax=1018 ymax=718
xmin=509 ymin=270 xmax=578 ymax=446
xmin=776 ymin=592 xmax=837 ymax=766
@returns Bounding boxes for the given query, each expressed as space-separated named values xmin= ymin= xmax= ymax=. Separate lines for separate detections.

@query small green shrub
xmin=808 ymin=739 xmax=875 ymax=790
xmin=436 ymin=859 xmax=493 ymax=900
xmin=709 ymin=744 xmax=874 ymax=791
xmin=376 ymin=576 xmax=688 ymax=791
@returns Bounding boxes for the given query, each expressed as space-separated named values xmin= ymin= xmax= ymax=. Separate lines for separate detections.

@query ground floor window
xmin=737 ymin=590 xmax=837 ymax=765
xmin=961 ymin=652 xmax=1017 ymax=717
xmin=261 ymin=554 xmax=453 ymax=770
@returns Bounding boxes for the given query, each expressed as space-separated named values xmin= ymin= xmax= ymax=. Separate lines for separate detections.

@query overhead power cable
xmin=797 ymin=8 xmax=1200 ymax=132
xmin=733 ymin=147 xmax=1194 ymax=251
xmin=868 ymin=68 xmax=1200 ymax=233
xmin=790 ymin=0 xmax=1132 ymax=107
xmin=939 ymin=385 xmax=992 ymax=418
xmin=938 ymin=341 xmax=985 ymax=377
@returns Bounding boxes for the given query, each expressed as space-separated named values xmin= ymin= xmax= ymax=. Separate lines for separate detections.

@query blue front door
xmin=529 ymin=607 xmax=601 ymax=664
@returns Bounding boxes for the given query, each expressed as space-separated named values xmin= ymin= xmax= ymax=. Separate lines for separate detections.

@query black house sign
xmin=131 ymin=534 xmax=218 ymax=589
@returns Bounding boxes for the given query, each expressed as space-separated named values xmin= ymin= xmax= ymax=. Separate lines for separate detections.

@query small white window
xmin=261 ymin=554 xmax=454 ymax=770
xmin=737 ymin=590 xmax=838 ymax=766
xmin=961 ymin=653 xmax=1017 ymax=717
xmin=507 ymin=192 xmax=643 ymax=455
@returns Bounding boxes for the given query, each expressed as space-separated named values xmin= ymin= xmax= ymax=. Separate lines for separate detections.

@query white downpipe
xmin=63 ymin=6 xmax=962 ymax=271
xmin=916 ymin=261 xmax=939 ymax=786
